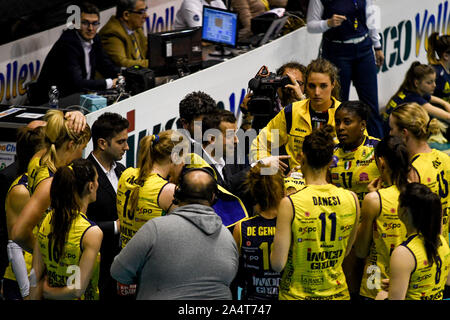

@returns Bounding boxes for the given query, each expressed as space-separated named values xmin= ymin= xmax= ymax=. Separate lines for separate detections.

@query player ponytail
xmin=398 ymin=183 xmax=442 ymax=266
xmin=129 ymin=130 xmax=187 ymax=213
xmin=374 ymin=135 xmax=409 ymax=191
xmin=49 ymin=159 xmax=97 ymax=262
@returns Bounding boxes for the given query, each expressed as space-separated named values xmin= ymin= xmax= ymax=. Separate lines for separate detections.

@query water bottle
xmin=48 ymin=85 xmax=59 ymax=109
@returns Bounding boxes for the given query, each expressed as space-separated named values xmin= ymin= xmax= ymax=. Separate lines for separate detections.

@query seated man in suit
xmin=86 ymin=112 xmax=129 ymax=300
xmin=99 ymin=0 xmax=149 ymax=68
xmin=30 ymin=2 xmax=120 ymax=105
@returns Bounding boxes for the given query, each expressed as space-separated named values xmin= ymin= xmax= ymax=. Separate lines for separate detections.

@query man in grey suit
xmin=87 ymin=112 xmax=129 ymax=300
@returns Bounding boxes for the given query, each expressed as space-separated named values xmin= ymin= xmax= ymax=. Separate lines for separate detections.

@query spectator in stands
xmin=250 ymin=58 xmax=341 ymax=172
xmin=307 ymin=0 xmax=384 ymax=139
xmin=30 ymin=159 xmax=103 ymax=300
xmin=99 ymin=0 xmax=149 ymax=69
xmin=11 ymin=110 xmax=91 ymax=253
xmin=30 ymin=2 xmax=120 ymax=105
xmin=110 ymin=168 xmax=239 ymax=299
xmin=174 ymin=0 xmax=226 ymax=30
xmin=384 ymin=62 xmax=450 ymax=135
xmin=376 ymin=183 xmax=450 ymax=300
xmin=3 ymin=126 xmax=44 ymax=300
xmin=86 ymin=112 xmax=129 ymax=300
xmin=231 ymin=0 xmax=287 ymax=41
xmin=427 ymin=32 xmax=450 ymax=103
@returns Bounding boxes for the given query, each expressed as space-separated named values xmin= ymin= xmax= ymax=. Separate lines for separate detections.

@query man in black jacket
xmin=86 ymin=112 xmax=129 ymax=300
xmin=30 ymin=2 xmax=120 ymax=104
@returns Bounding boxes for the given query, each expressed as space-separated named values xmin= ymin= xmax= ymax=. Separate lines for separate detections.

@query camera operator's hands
xmin=284 ymin=72 xmax=305 ymax=101
xmin=112 ymin=78 xmax=119 ymax=89
xmin=240 ymin=91 xmax=253 ymax=114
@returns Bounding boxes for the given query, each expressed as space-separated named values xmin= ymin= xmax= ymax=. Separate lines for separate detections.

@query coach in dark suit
xmin=30 ymin=2 xmax=120 ymax=105
xmin=87 ymin=112 xmax=129 ymax=300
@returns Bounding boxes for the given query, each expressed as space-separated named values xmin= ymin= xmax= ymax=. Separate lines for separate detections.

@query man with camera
xmin=250 ymin=58 xmax=341 ymax=172
xmin=241 ymin=62 xmax=306 ymax=131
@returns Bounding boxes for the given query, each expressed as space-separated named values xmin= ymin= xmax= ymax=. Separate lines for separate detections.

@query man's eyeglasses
xmin=129 ymin=7 xmax=148 ymax=15
xmin=81 ymin=20 xmax=101 ymax=27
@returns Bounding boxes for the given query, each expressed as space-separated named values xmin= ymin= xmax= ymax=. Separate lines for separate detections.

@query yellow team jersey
xmin=279 ymin=184 xmax=357 ymax=300
xmin=410 ymin=149 xmax=450 ymax=244
xmin=117 ymin=167 xmax=169 ymax=248
xmin=37 ymin=210 xmax=100 ymax=300
xmin=330 ymin=135 xmax=381 ymax=205
xmin=250 ymin=98 xmax=340 ymax=170
xmin=359 ymin=185 xmax=407 ymax=299
xmin=284 ymin=175 xmax=305 ymax=194
xmin=4 ymin=174 xmax=33 ymax=282
xmin=27 ymin=156 xmax=54 ymax=195
xmin=402 ymin=234 xmax=450 ymax=300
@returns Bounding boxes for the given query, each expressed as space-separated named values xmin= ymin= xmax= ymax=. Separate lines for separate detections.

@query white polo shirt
xmin=174 ymin=0 xmax=227 ymax=29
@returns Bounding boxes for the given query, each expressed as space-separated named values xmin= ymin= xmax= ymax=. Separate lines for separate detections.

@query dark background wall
xmin=0 ymin=0 xmax=115 ymax=45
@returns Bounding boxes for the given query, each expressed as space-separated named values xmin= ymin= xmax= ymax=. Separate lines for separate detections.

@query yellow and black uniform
xmin=237 ymin=215 xmax=280 ymax=300
xmin=284 ymin=176 xmax=305 ymax=194
xmin=330 ymin=135 xmax=380 ymax=205
xmin=382 ymin=90 xmax=431 ymax=124
xmin=401 ymin=233 xmax=450 ymax=300
xmin=250 ymin=98 xmax=340 ymax=170
xmin=3 ymin=174 xmax=33 ymax=284
xmin=359 ymin=185 xmax=407 ymax=299
xmin=410 ymin=149 xmax=450 ymax=244
xmin=432 ymin=64 xmax=450 ymax=103
xmin=27 ymin=156 xmax=55 ymax=195
xmin=116 ymin=167 xmax=169 ymax=248
xmin=37 ymin=210 xmax=100 ymax=300
xmin=279 ymin=184 xmax=357 ymax=300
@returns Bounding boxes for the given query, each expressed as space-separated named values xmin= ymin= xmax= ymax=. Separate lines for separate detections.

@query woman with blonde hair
xmin=117 ymin=130 xmax=188 ymax=248
xmin=12 ymin=109 xmax=91 ymax=253
xmin=389 ymin=102 xmax=450 ymax=244
xmin=232 ymin=162 xmax=285 ymax=300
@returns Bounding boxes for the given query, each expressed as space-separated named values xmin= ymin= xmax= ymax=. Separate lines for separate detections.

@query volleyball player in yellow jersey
xmin=4 ymin=126 xmax=44 ymax=300
xmin=330 ymin=101 xmax=380 ymax=205
xmin=12 ymin=110 xmax=91 ymax=253
xmin=354 ymin=135 xmax=410 ymax=300
xmin=117 ymin=130 xmax=187 ymax=248
xmin=330 ymin=101 xmax=381 ymax=300
xmin=250 ymin=58 xmax=341 ymax=171
xmin=30 ymin=159 xmax=103 ymax=300
xmin=376 ymin=183 xmax=450 ymax=300
xmin=389 ymin=102 xmax=450 ymax=244
xmin=271 ymin=125 xmax=360 ymax=300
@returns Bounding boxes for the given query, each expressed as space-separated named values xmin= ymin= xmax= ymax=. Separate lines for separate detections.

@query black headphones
xmin=173 ymin=166 xmax=219 ymax=205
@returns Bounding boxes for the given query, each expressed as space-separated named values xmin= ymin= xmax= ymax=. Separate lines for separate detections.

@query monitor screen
xmin=201 ymin=6 xmax=238 ymax=47
xmin=148 ymin=27 xmax=202 ymax=76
